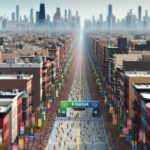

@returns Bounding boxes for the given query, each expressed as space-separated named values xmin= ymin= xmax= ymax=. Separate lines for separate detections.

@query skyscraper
xmin=39 ymin=3 xmax=46 ymax=24
xmin=16 ymin=5 xmax=19 ymax=22
xmin=24 ymin=15 xmax=28 ymax=23
xmin=68 ymin=9 xmax=72 ymax=20
xmin=92 ymin=15 xmax=95 ymax=23
xmin=30 ymin=8 xmax=34 ymax=24
xmin=138 ymin=6 xmax=142 ymax=21
xmin=99 ymin=14 xmax=103 ymax=22
xmin=47 ymin=14 xmax=50 ymax=23
xmin=53 ymin=8 xmax=61 ymax=23
xmin=143 ymin=10 xmax=148 ymax=29
xmin=108 ymin=4 xmax=112 ymax=17
xmin=64 ymin=9 xmax=67 ymax=20
xmin=11 ymin=12 xmax=15 ymax=22
xmin=107 ymin=4 xmax=113 ymax=29
xmin=57 ymin=8 xmax=61 ymax=19
xmin=76 ymin=11 xmax=79 ymax=18
xmin=36 ymin=11 xmax=40 ymax=25
xmin=145 ymin=10 xmax=148 ymax=17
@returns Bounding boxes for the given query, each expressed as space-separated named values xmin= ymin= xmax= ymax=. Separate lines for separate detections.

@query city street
xmin=1 ymin=1 xmax=149 ymax=150
xmin=46 ymin=34 xmax=108 ymax=150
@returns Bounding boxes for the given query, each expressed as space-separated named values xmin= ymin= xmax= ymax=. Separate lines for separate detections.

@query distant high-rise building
xmin=2 ymin=19 xmax=7 ymax=30
xmin=92 ymin=15 xmax=96 ymax=28
xmin=24 ymin=15 xmax=28 ymax=23
xmin=47 ymin=14 xmax=50 ymax=23
xmin=57 ymin=8 xmax=61 ymax=19
xmin=99 ymin=14 xmax=103 ymax=22
xmin=36 ymin=11 xmax=40 ymax=24
xmin=53 ymin=8 xmax=61 ymax=23
xmin=30 ymin=8 xmax=34 ymax=24
xmin=39 ymin=3 xmax=46 ymax=24
xmin=98 ymin=14 xmax=103 ymax=29
xmin=143 ymin=10 xmax=149 ymax=29
xmin=64 ymin=9 xmax=67 ymax=20
xmin=126 ymin=9 xmax=136 ymax=30
xmin=11 ymin=12 xmax=15 ymax=22
xmin=107 ymin=4 xmax=113 ymax=29
xmin=92 ymin=16 xmax=95 ymax=23
xmin=16 ymin=5 xmax=19 ymax=22
xmin=138 ymin=6 xmax=142 ymax=21
xmin=145 ymin=10 xmax=148 ymax=18
xmin=76 ymin=11 xmax=79 ymax=18
xmin=68 ymin=9 xmax=72 ymax=20
xmin=129 ymin=9 xmax=133 ymax=15
xmin=108 ymin=4 xmax=112 ymax=17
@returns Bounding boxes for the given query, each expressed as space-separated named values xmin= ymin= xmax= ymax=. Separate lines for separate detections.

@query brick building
xmin=0 ymin=91 xmax=23 ymax=145
xmin=0 ymin=74 xmax=33 ymax=121
xmin=123 ymin=71 xmax=150 ymax=118
xmin=0 ymin=105 xmax=11 ymax=149
xmin=0 ymin=59 xmax=43 ymax=110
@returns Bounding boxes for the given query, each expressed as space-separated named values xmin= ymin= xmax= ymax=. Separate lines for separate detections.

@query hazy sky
xmin=1 ymin=0 xmax=150 ymax=22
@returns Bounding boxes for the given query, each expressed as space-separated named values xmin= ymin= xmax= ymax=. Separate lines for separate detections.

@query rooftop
xmin=0 ymin=74 xmax=33 ymax=80
xmin=140 ymin=93 xmax=150 ymax=100
xmin=0 ymin=90 xmax=22 ymax=114
xmin=0 ymin=105 xmax=11 ymax=113
xmin=133 ymin=84 xmax=150 ymax=90
xmin=125 ymin=71 xmax=150 ymax=77
xmin=0 ymin=89 xmax=23 ymax=99
xmin=131 ymin=39 xmax=146 ymax=43
xmin=106 ymin=46 xmax=119 ymax=49
xmin=0 ymin=62 xmax=43 ymax=68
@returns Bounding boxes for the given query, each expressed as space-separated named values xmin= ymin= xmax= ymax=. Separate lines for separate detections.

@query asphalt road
xmin=46 ymin=34 xmax=108 ymax=150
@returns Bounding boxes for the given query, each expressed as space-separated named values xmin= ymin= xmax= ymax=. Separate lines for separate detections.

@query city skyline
xmin=1 ymin=0 xmax=150 ymax=24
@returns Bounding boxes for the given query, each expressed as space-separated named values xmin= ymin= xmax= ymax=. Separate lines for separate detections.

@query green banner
xmin=60 ymin=100 xmax=99 ymax=113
